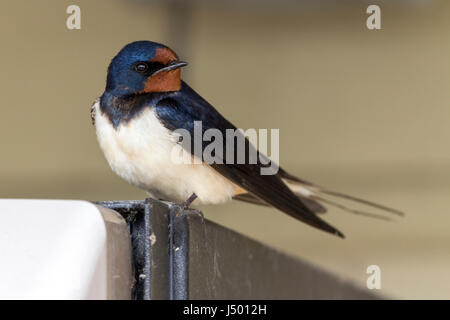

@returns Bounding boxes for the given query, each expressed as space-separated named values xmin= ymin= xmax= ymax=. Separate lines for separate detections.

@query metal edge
xmin=170 ymin=205 xmax=189 ymax=300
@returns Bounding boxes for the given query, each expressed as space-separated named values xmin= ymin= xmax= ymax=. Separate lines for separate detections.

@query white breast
xmin=93 ymin=99 xmax=236 ymax=205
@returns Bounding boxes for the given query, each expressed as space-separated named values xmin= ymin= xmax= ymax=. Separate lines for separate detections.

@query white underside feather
xmin=93 ymin=99 xmax=236 ymax=205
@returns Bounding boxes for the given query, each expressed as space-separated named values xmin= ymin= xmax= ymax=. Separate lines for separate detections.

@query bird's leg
xmin=180 ymin=193 xmax=204 ymax=222
xmin=182 ymin=193 xmax=198 ymax=210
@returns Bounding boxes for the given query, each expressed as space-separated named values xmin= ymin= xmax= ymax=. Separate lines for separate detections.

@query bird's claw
xmin=174 ymin=206 xmax=205 ymax=224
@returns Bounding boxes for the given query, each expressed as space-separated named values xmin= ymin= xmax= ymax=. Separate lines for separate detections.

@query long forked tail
xmin=280 ymin=171 xmax=404 ymax=220
xmin=315 ymin=188 xmax=404 ymax=216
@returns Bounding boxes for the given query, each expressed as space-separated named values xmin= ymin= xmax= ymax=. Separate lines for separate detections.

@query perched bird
xmin=92 ymin=41 xmax=402 ymax=238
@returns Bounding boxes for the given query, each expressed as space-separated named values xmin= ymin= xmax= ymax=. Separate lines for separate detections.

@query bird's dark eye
xmin=134 ymin=62 xmax=149 ymax=73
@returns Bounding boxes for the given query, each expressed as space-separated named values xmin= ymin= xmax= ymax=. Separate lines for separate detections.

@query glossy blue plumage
xmin=106 ymin=41 xmax=168 ymax=97
xmin=154 ymin=81 xmax=234 ymax=133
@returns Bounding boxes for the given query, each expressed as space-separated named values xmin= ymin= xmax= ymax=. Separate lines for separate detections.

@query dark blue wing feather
xmin=154 ymin=81 xmax=344 ymax=238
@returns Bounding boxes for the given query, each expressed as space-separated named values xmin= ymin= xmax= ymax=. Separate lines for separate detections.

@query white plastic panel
xmin=0 ymin=200 xmax=132 ymax=299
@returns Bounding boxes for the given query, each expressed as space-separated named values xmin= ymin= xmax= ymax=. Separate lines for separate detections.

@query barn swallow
xmin=92 ymin=41 xmax=402 ymax=238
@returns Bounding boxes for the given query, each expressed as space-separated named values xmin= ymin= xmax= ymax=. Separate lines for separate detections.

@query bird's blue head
xmin=105 ymin=41 xmax=187 ymax=97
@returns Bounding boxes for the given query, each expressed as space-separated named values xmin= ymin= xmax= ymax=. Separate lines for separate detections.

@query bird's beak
xmin=151 ymin=60 xmax=188 ymax=77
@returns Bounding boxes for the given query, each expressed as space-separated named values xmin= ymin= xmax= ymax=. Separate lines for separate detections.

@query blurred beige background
xmin=0 ymin=0 xmax=449 ymax=299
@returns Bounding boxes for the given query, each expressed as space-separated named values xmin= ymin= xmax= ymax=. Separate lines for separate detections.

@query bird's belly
xmin=93 ymin=102 xmax=236 ymax=204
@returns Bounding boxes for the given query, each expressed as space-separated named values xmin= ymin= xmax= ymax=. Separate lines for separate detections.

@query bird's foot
xmin=184 ymin=208 xmax=204 ymax=222
xmin=176 ymin=193 xmax=204 ymax=223
xmin=181 ymin=193 xmax=198 ymax=210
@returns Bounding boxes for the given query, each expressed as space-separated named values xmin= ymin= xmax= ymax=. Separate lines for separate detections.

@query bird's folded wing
xmin=154 ymin=82 xmax=344 ymax=237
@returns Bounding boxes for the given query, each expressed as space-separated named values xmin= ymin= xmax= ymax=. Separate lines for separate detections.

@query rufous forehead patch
xmin=150 ymin=47 xmax=178 ymax=64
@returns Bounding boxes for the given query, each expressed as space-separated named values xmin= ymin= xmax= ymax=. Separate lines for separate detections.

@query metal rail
xmin=95 ymin=199 xmax=378 ymax=299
